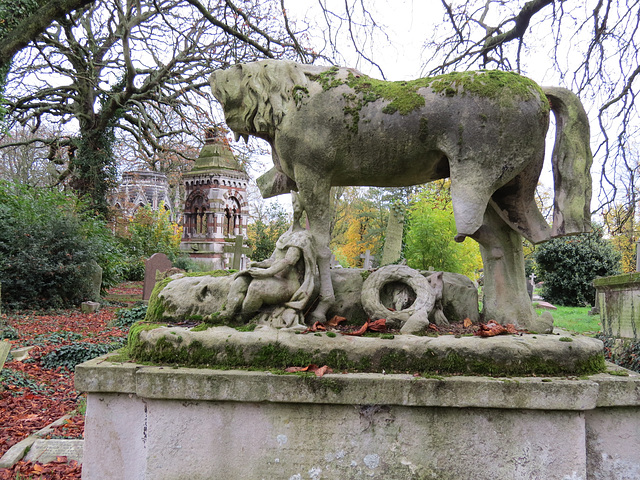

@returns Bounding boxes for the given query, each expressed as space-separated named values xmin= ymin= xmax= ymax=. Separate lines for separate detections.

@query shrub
xmin=0 ymin=182 xmax=121 ymax=309
xmin=40 ymin=342 xmax=121 ymax=370
xmin=114 ymin=304 xmax=148 ymax=329
xmin=534 ymin=225 xmax=621 ymax=306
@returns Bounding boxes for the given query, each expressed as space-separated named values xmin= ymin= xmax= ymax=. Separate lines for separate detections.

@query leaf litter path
xmin=0 ymin=292 xmax=132 ymax=479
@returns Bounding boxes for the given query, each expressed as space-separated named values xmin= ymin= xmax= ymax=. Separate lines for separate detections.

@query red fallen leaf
xmin=32 ymin=464 xmax=45 ymax=473
xmin=463 ymin=317 xmax=473 ymax=328
xmin=428 ymin=323 xmax=439 ymax=331
xmin=55 ymin=455 xmax=69 ymax=463
xmin=343 ymin=320 xmax=370 ymax=336
xmin=326 ymin=315 xmax=346 ymax=327
xmin=505 ymin=324 xmax=518 ymax=334
xmin=474 ymin=320 xmax=507 ymax=337
xmin=314 ymin=365 xmax=333 ymax=377
xmin=302 ymin=321 xmax=326 ymax=333
xmin=367 ymin=318 xmax=387 ymax=332
xmin=284 ymin=364 xmax=318 ymax=373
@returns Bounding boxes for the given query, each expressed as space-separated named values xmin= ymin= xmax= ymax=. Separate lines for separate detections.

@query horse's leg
xmin=295 ymin=173 xmax=334 ymax=322
xmin=471 ymin=204 xmax=553 ymax=333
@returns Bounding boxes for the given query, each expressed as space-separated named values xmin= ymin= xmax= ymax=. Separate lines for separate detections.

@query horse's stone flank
xmin=210 ymin=59 xmax=592 ymax=330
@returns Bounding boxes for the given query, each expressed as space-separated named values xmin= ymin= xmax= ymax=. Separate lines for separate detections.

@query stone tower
xmin=180 ymin=127 xmax=251 ymax=269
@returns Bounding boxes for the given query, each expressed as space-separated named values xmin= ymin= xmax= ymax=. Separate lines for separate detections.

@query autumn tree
xmin=330 ymin=187 xmax=395 ymax=267
xmin=404 ymin=183 xmax=482 ymax=278
xmin=246 ymin=201 xmax=290 ymax=262
xmin=1 ymin=0 xmax=312 ymax=216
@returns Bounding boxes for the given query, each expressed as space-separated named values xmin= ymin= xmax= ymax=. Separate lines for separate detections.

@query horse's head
xmin=210 ymin=60 xmax=309 ymax=142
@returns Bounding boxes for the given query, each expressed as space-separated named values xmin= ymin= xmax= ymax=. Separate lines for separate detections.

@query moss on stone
xmin=146 ymin=277 xmax=173 ymax=322
xmin=593 ymin=272 xmax=640 ymax=288
xmin=308 ymin=67 xmax=548 ymax=134
xmin=130 ymin=330 xmax=606 ymax=376
xmin=128 ymin=322 xmax=167 ymax=359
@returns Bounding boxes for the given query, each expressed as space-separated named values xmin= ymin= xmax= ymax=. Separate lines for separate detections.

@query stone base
xmin=133 ymin=325 xmax=605 ymax=376
xmin=76 ymin=356 xmax=640 ymax=480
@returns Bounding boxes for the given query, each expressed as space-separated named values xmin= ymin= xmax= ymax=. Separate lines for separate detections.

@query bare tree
xmin=1 ymin=0 xmax=311 ymax=216
xmin=421 ymin=0 xmax=639 ymax=218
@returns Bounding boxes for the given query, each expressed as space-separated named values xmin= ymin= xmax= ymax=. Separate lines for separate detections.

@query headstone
xmin=223 ymin=235 xmax=252 ymax=271
xmin=10 ymin=346 xmax=36 ymax=361
xmin=79 ymin=260 xmax=102 ymax=301
xmin=359 ymin=249 xmax=373 ymax=269
xmin=381 ymin=208 xmax=404 ymax=265
xmin=81 ymin=301 xmax=101 ymax=314
xmin=0 ymin=341 xmax=10 ymax=371
xmin=143 ymin=253 xmax=173 ymax=300
xmin=24 ymin=439 xmax=83 ymax=464
xmin=536 ymin=301 xmax=557 ymax=310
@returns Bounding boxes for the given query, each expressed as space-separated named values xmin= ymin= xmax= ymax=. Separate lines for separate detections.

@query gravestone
xmin=594 ymin=273 xmax=640 ymax=339
xmin=0 ymin=341 xmax=10 ymax=371
xmin=143 ymin=253 xmax=173 ymax=300
xmin=223 ymin=235 xmax=251 ymax=270
xmin=24 ymin=439 xmax=83 ymax=464
xmin=359 ymin=249 xmax=373 ymax=269
xmin=381 ymin=209 xmax=404 ymax=265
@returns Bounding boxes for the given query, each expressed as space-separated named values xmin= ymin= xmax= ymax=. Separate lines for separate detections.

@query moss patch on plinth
xmin=128 ymin=324 xmax=606 ymax=377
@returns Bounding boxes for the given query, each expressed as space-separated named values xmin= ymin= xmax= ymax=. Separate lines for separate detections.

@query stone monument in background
xmin=180 ymin=127 xmax=251 ymax=270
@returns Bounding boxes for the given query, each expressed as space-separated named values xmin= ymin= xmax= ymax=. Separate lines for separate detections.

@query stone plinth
xmin=76 ymin=356 xmax=640 ymax=480
xmin=594 ymin=273 xmax=640 ymax=339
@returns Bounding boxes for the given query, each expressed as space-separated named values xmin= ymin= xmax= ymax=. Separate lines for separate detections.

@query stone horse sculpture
xmin=210 ymin=60 xmax=592 ymax=330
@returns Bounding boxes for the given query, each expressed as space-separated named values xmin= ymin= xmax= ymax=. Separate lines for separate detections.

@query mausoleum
xmin=180 ymin=127 xmax=251 ymax=269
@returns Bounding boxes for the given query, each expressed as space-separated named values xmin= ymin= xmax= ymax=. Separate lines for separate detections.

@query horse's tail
xmin=542 ymin=86 xmax=593 ymax=237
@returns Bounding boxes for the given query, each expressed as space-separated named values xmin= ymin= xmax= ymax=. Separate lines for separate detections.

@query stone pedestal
xmin=76 ymin=357 xmax=640 ymax=480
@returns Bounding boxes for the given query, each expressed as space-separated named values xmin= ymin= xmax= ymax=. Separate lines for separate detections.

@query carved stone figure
xmin=210 ymin=60 xmax=592 ymax=330
xmin=220 ymin=192 xmax=316 ymax=328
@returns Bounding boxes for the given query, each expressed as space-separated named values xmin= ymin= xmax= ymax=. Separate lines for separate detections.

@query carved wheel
xmin=361 ymin=265 xmax=435 ymax=328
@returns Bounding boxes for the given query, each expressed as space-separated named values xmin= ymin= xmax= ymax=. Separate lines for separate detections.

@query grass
xmin=536 ymin=305 xmax=601 ymax=334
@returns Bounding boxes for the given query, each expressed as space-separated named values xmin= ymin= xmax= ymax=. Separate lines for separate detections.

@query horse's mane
xmin=238 ymin=60 xmax=311 ymax=137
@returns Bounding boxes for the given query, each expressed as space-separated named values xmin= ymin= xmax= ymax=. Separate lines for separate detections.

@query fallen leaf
xmin=463 ymin=317 xmax=473 ymax=328
xmin=314 ymin=365 xmax=333 ymax=377
xmin=343 ymin=320 xmax=370 ymax=336
xmin=55 ymin=455 xmax=69 ymax=463
xmin=284 ymin=364 xmax=317 ymax=373
xmin=367 ymin=319 xmax=387 ymax=332
xmin=474 ymin=320 xmax=508 ymax=337
xmin=326 ymin=315 xmax=346 ymax=328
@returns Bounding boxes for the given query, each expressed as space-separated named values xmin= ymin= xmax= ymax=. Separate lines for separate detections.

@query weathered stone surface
xmin=361 ymin=265 xmax=435 ymax=333
xmin=0 ymin=341 xmax=10 ymax=371
xmin=24 ymin=439 xmax=83 ymax=464
xmin=81 ymin=301 xmax=100 ymax=314
xmin=129 ymin=325 xmax=605 ymax=376
xmin=381 ymin=209 xmax=404 ymax=266
xmin=424 ymin=270 xmax=480 ymax=323
xmin=211 ymin=59 xmax=592 ymax=333
xmin=594 ymin=273 xmax=640 ymax=339
xmin=10 ymin=345 xmax=36 ymax=361
xmin=150 ymin=274 xmax=232 ymax=320
xmin=76 ymin=358 xmax=640 ymax=480
xmin=79 ymin=260 xmax=102 ymax=302
xmin=0 ymin=414 xmax=72 ymax=468
xmin=150 ymin=267 xmax=478 ymax=328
